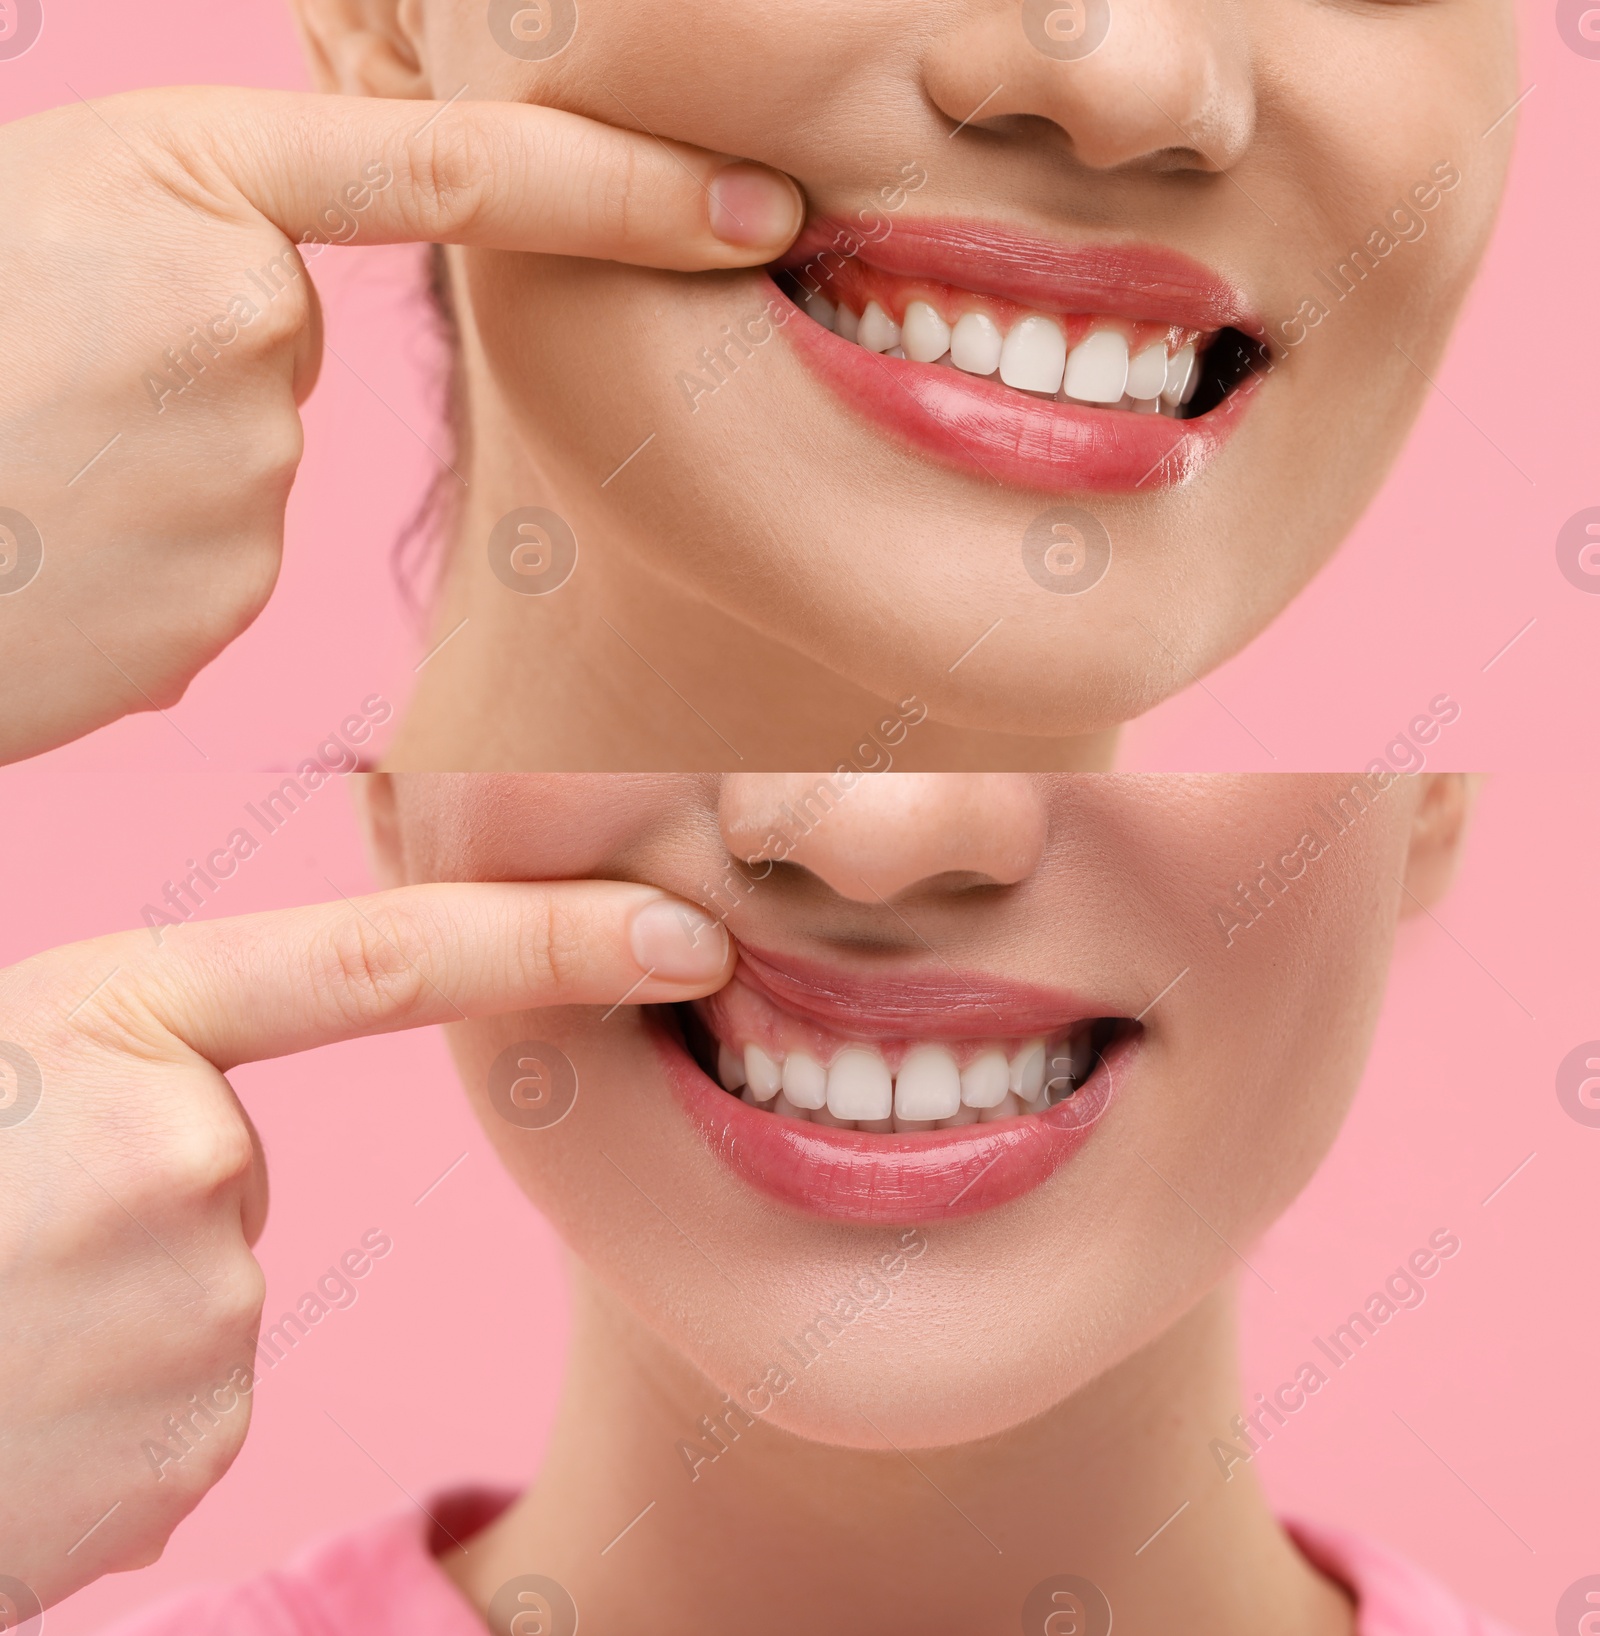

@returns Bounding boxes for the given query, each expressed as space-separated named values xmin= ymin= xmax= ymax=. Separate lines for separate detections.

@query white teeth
xmin=901 ymin=300 xmax=953 ymax=364
xmin=820 ymin=286 xmax=1208 ymax=419
xmin=857 ymin=300 xmax=901 ymax=354
xmin=893 ymin=1044 xmax=962 ymax=1122
xmin=1010 ymin=1040 xmax=1046 ymax=1101
xmin=718 ymin=1043 xmax=747 ymax=1092
xmin=744 ymin=1043 xmax=783 ymax=1102
xmin=1126 ymin=341 xmax=1168 ymax=402
xmin=801 ymin=290 xmax=837 ymax=330
xmin=959 ymin=1049 xmax=1011 ymax=1109
xmin=999 ymin=315 xmax=1068 ymax=395
xmin=1063 ymin=329 xmax=1129 ymax=404
xmin=781 ymin=1050 xmax=828 ymax=1111
xmin=1162 ymin=343 xmax=1196 ymax=406
xmin=950 ymin=310 xmax=1003 ymax=376
xmin=725 ymin=1029 xmax=1098 ymax=1128
xmin=827 ymin=1047 xmax=894 ymax=1122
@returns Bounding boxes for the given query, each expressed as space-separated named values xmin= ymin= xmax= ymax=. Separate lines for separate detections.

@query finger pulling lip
xmin=659 ymin=1013 xmax=1135 ymax=1224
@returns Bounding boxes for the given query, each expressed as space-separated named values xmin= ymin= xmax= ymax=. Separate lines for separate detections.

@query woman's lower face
xmin=382 ymin=772 xmax=1425 ymax=1449
xmin=412 ymin=0 xmax=1513 ymax=739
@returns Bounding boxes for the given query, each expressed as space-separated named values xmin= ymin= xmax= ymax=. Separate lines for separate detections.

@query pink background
xmin=1 ymin=1 xmax=1595 ymax=775
xmin=1 ymin=2 xmax=1596 ymax=1633
xmin=0 ymin=766 xmax=1592 ymax=1635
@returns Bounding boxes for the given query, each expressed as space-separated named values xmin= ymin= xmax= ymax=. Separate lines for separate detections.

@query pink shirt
xmin=100 ymin=1488 xmax=1522 ymax=1636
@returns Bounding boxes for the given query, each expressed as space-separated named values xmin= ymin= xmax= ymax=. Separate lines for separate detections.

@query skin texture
xmin=294 ymin=0 xmax=1516 ymax=769
xmin=350 ymin=771 xmax=1475 ymax=1635
xmin=0 ymin=85 xmax=800 ymax=764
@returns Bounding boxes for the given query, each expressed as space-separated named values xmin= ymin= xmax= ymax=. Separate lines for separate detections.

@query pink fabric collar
xmin=106 ymin=1489 xmax=1522 ymax=1636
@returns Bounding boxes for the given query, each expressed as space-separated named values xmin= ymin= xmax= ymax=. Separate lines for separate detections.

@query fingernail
xmin=708 ymin=163 xmax=803 ymax=249
xmin=629 ymin=898 xmax=729 ymax=983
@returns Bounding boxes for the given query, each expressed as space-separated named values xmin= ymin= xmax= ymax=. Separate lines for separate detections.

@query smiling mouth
xmin=765 ymin=219 xmax=1266 ymax=492
xmin=676 ymin=976 xmax=1137 ymax=1135
xmin=660 ymin=952 xmax=1140 ymax=1221
xmin=772 ymin=262 xmax=1262 ymax=422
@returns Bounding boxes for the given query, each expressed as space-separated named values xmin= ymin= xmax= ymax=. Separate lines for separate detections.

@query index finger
xmin=134 ymin=86 xmax=805 ymax=269
xmin=81 ymin=881 xmax=734 ymax=1071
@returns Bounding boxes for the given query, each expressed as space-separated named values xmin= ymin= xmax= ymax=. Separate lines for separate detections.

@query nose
xmin=719 ymin=775 xmax=1048 ymax=903
xmin=923 ymin=0 xmax=1256 ymax=173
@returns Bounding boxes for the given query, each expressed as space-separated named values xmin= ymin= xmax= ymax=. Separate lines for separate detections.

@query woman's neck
xmin=440 ymin=1273 xmax=1353 ymax=1636
xmin=384 ymin=369 xmax=1119 ymax=771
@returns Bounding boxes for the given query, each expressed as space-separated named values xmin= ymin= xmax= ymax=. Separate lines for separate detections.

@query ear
xmin=1399 ymin=774 xmax=1476 ymax=915
xmin=351 ymin=773 xmax=408 ymax=887
xmin=288 ymin=0 xmax=432 ymax=98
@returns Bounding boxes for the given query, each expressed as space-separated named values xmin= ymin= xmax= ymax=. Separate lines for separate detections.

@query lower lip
xmin=659 ymin=1023 xmax=1134 ymax=1225
xmin=774 ymin=284 xmax=1258 ymax=495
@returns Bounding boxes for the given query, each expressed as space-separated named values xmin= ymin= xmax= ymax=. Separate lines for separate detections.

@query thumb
xmin=133 ymin=86 xmax=805 ymax=269
xmin=79 ymin=882 xmax=732 ymax=1071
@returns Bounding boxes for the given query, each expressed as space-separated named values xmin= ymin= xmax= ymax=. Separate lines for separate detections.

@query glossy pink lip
xmin=660 ymin=1016 xmax=1134 ymax=1224
xmin=734 ymin=942 xmax=1104 ymax=1038
xmin=784 ymin=217 xmax=1258 ymax=332
xmin=772 ymin=216 xmax=1264 ymax=494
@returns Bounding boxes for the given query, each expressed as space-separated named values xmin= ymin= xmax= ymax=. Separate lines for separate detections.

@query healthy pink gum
xmin=803 ymin=261 xmax=1208 ymax=356
xmin=693 ymin=977 xmax=1073 ymax=1074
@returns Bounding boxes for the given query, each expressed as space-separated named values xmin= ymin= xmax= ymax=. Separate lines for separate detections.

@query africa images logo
xmin=0 ymin=0 xmax=43 ymax=61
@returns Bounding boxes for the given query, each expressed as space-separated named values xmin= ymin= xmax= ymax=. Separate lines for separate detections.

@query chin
xmin=736 ymin=1367 xmax=1073 ymax=1446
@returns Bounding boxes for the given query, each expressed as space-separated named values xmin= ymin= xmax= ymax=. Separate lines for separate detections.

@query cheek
xmin=393 ymin=772 xmax=689 ymax=881
xmin=1155 ymin=788 xmax=1409 ymax=1204
xmin=464 ymin=253 xmax=779 ymax=579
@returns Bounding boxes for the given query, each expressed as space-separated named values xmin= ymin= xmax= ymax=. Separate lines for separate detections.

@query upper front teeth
xmin=1000 ymin=316 xmax=1070 ymax=395
xmin=959 ymin=1049 xmax=1010 ymax=1108
xmin=827 ymin=1046 xmax=894 ymax=1120
xmin=1125 ymin=341 xmax=1169 ymax=401
xmin=1063 ymin=329 xmax=1128 ymax=403
xmin=950 ymin=310 xmax=1003 ymax=376
xmin=810 ymin=289 xmax=1203 ymax=414
xmin=894 ymin=1044 xmax=963 ymax=1121
xmin=858 ymin=300 xmax=901 ymax=354
xmin=783 ymin=1050 xmax=828 ymax=1109
xmin=902 ymin=300 xmax=952 ymax=363
xmin=726 ymin=1034 xmax=1084 ymax=1129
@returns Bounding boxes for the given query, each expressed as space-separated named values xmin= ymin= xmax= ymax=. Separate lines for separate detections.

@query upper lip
xmin=779 ymin=216 xmax=1260 ymax=338
xmin=732 ymin=941 xmax=1110 ymax=1040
